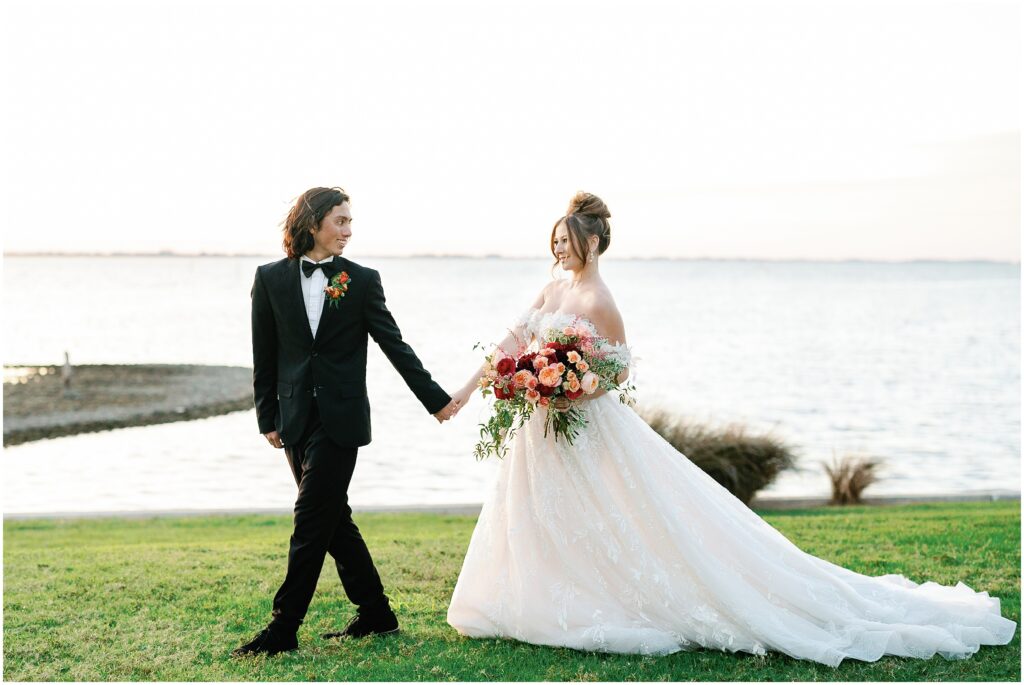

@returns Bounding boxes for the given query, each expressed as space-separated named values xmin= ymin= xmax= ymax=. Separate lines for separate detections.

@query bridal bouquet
xmin=473 ymin=324 xmax=634 ymax=460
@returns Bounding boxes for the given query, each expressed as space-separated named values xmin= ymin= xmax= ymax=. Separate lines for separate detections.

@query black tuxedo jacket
xmin=251 ymin=256 xmax=450 ymax=448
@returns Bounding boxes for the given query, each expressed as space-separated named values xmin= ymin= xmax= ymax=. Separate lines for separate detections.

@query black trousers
xmin=269 ymin=403 xmax=387 ymax=631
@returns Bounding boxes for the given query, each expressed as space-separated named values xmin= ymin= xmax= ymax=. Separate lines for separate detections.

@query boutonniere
xmin=324 ymin=271 xmax=350 ymax=308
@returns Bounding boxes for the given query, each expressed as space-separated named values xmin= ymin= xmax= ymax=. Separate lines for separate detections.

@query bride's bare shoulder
xmin=530 ymin=278 xmax=569 ymax=310
xmin=579 ymin=287 xmax=626 ymax=344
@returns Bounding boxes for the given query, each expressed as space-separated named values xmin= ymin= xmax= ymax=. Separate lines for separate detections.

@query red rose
xmin=537 ymin=383 xmax=556 ymax=397
xmin=496 ymin=357 xmax=516 ymax=376
xmin=565 ymin=388 xmax=584 ymax=400
xmin=545 ymin=341 xmax=564 ymax=351
xmin=516 ymin=353 xmax=538 ymax=371
xmin=494 ymin=380 xmax=515 ymax=400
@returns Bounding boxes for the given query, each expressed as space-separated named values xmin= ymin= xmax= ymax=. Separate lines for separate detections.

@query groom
xmin=233 ymin=186 xmax=460 ymax=657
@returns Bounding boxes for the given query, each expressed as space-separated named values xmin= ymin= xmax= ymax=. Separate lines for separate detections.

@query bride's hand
xmin=451 ymin=385 xmax=474 ymax=410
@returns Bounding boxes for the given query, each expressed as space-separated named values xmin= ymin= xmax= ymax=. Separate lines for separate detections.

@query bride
xmin=445 ymin=192 xmax=1016 ymax=667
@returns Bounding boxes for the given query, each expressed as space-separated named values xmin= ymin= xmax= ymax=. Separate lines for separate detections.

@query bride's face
xmin=552 ymin=222 xmax=583 ymax=272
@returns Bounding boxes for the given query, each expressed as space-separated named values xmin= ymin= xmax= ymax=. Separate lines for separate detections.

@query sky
xmin=2 ymin=0 xmax=1020 ymax=260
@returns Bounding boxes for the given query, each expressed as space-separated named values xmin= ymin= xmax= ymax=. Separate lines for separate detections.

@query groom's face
xmin=312 ymin=201 xmax=353 ymax=257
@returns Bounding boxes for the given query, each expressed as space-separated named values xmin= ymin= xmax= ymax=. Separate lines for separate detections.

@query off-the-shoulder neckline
xmin=521 ymin=307 xmax=629 ymax=350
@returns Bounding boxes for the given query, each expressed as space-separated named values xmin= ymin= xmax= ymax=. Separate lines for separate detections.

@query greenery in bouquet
xmin=473 ymin=323 xmax=634 ymax=460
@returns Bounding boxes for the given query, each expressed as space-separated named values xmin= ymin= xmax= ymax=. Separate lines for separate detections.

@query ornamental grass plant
xmin=823 ymin=453 xmax=883 ymax=505
xmin=641 ymin=408 xmax=797 ymax=505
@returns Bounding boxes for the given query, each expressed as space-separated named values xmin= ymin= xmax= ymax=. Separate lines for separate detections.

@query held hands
xmin=435 ymin=383 xmax=478 ymax=424
xmin=433 ymin=398 xmax=461 ymax=424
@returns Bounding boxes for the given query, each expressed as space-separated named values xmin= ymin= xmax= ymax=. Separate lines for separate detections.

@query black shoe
xmin=322 ymin=607 xmax=400 ymax=639
xmin=231 ymin=625 xmax=299 ymax=657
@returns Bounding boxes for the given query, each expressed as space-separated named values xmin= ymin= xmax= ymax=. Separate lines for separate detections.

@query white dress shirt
xmin=300 ymin=255 xmax=333 ymax=338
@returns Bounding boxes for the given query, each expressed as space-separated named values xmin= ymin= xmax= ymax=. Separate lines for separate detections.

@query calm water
xmin=2 ymin=256 xmax=1020 ymax=515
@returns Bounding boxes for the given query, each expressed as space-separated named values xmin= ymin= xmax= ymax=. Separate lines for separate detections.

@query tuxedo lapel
xmin=286 ymin=259 xmax=315 ymax=344
xmin=312 ymin=256 xmax=345 ymax=343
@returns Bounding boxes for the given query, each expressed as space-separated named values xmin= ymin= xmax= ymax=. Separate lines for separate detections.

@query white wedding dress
xmin=446 ymin=308 xmax=1016 ymax=667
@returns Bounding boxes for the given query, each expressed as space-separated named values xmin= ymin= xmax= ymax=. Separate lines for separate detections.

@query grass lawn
xmin=3 ymin=501 xmax=1019 ymax=681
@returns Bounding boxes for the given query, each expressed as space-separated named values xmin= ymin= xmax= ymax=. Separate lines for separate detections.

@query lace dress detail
xmin=447 ymin=309 xmax=1016 ymax=666
xmin=508 ymin=307 xmax=633 ymax=366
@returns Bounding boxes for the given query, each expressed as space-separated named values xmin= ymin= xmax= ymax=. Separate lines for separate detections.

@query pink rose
xmin=563 ymin=326 xmax=577 ymax=337
xmin=580 ymin=371 xmax=600 ymax=394
xmin=533 ymin=356 xmax=548 ymax=371
xmin=538 ymin=396 xmax=550 ymax=407
xmin=525 ymin=388 xmax=540 ymax=403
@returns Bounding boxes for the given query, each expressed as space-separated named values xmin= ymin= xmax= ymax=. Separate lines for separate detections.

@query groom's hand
xmin=433 ymin=399 xmax=460 ymax=423
xmin=263 ymin=431 xmax=283 ymax=449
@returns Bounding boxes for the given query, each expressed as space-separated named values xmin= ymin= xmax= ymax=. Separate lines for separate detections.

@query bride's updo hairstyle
xmin=550 ymin=191 xmax=612 ymax=268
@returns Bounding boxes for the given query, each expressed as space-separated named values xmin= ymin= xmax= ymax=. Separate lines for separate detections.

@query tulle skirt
xmin=446 ymin=394 xmax=1016 ymax=666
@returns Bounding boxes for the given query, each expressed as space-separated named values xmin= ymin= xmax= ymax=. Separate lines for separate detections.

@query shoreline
xmin=3 ymin=253 xmax=1020 ymax=265
xmin=3 ymin=364 xmax=253 ymax=446
xmin=4 ymin=490 xmax=1018 ymax=521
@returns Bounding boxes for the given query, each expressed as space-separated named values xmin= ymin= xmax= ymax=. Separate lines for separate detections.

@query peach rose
xmin=513 ymin=370 xmax=535 ymax=388
xmin=566 ymin=370 xmax=577 ymax=382
xmin=580 ymin=371 xmax=600 ymax=394
xmin=568 ymin=378 xmax=581 ymax=393
xmin=538 ymin=365 xmax=562 ymax=387
xmin=566 ymin=351 xmax=582 ymax=364
xmin=525 ymin=388 xmax=540 ymax=403
xmin=563 ymin=326 xmax=577 ymax=337
xmin=538 ymin=396 xmax=550 ymax=407
xmin=525 ymin=376 xmax=538 ymax=390
xmin=555 ymin=363 xmax=566 ymax=375
xmin=576 ymin=360 xmax=589 ymax=374
xmin=539 ymin=348 xmax=557 ymax=357
xmin=533 ymin=356 xmax=548 ymax=371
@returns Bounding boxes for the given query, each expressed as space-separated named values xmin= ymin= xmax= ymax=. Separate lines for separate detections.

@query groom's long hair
xmin=281 ymin=187 xmax=350 ymax=259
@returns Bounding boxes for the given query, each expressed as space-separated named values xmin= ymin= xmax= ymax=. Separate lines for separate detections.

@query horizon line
xmin=2 ymin=251 xmax=1020 ymax=265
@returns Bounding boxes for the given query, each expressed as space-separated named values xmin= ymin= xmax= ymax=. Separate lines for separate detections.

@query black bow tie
xmin=302 ymin=259 xmax=337 ymax=278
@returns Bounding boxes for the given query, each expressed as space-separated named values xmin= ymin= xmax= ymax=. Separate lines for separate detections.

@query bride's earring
xmin=588 ymin=251 xmax=595 ymax=264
